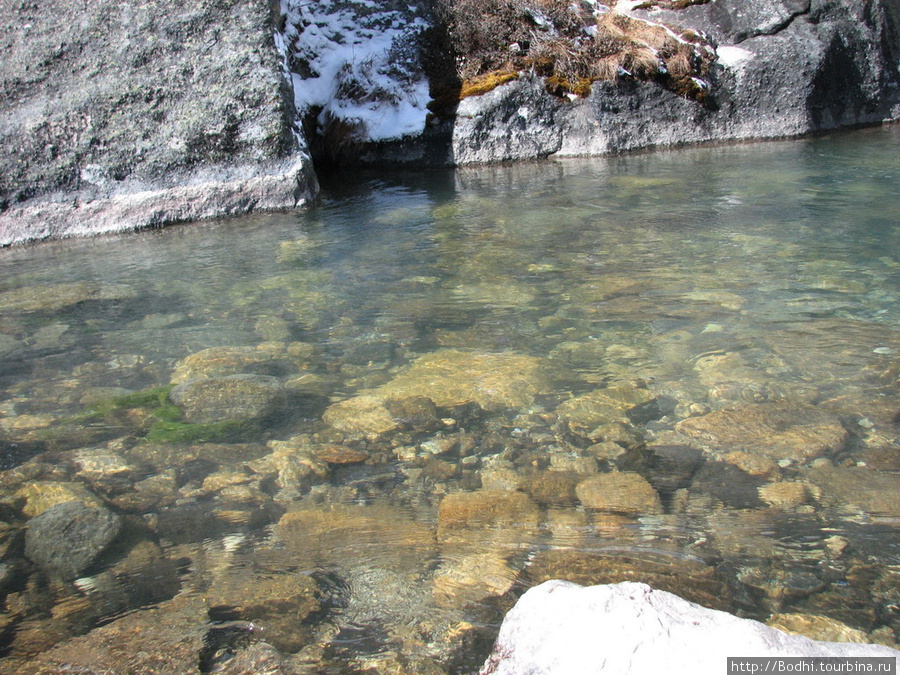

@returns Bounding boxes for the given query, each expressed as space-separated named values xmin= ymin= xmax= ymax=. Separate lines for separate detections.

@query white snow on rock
xmin=717 ymin=45 xmax=755 ymax=70
xmin=276 ymin=0 xmax=430 ymax=143
xmin=480 ymin=581 xmax=899 ymax=675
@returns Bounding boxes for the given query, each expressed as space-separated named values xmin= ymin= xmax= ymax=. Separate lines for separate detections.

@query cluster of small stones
xmin=0 ymin=338 xmax=896 ymax=671
xmin=0 ymin=238 xmax=898 ymax=671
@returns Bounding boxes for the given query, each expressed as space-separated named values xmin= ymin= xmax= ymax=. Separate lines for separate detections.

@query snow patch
xmin=717 ymin=45 xmax=755 ymax=69
xmin=276 ymin=0 xmax=431 ymax=143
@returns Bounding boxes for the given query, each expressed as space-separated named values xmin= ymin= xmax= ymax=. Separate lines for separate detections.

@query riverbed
xmin=0 ymin=127 xmax=897 ymax=673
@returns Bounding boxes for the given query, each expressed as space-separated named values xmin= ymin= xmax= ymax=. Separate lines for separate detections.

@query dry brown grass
xmin=620 ymin=44 xmax=663 ymax=79
xmin=664 ymin=50 xmax=694 ymax=79
xmin=430 ymin=0 xmax=716 ymax=103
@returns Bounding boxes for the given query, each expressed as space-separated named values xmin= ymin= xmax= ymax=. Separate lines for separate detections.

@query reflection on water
xmin=0 ymin=127 xmax=898 ymax=672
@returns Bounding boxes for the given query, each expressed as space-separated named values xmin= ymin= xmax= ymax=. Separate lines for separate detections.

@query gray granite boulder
xmin=480 ymin=581 xmax=900 ymax=675
xmin=0 ymin=0 xmax=317 ymax=246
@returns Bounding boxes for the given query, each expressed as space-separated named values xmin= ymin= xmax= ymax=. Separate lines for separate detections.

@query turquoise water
xmin=0 ymin=127 xmax=898 ymax=672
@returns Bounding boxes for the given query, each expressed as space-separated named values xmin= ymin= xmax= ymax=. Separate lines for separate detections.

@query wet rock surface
xmin=677 ymin=401 xmax=848 ymax=463
xmin=24 ymin=500 xmax=122 ymax=581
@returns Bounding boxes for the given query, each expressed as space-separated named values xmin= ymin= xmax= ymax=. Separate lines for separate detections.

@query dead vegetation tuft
xmin=429 ymin=0 xmax=717 ymax=105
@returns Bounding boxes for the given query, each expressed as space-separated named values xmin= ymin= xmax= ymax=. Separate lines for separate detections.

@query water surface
xmin=0 ymin=127 xmax=898 ymax=672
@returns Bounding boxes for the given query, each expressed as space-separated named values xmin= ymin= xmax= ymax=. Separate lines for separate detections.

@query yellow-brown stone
xmin=575 ymin=472 xmax=663 ymax=515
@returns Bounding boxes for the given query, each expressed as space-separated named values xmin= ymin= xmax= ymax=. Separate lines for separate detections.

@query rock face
xmin=0 ymin=0 xmax=317 ymax=246
xmin=386 ymin=0 xmax=900 ymax=164
xmin=480 ymin=581 xmax=900 ymax=675
xmin=2 ymin=0 xmax=898 ymax=246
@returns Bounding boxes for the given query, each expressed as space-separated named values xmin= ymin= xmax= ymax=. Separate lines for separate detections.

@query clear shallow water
xmin=0 ymin=127 xmax=898 ymax=672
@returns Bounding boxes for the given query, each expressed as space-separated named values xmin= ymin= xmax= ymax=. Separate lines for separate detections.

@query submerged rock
xmin=16 ymin=481 xmax=105 ymax=518
xmin=768 ymin=613 xmax=871 ymax=644
xmin=377 ymin=349 xmax=552 ymax=412
xmin=575 ymin=472 xmax=663 ymax=516
xmin=170 ymin=344 xmax=314 ymax=384
xmin=677 ymin=402 xmax=847 ymax=463
xmin=172 ymin=346 xmax=278 ymax=384
xmin=758 ymin=481 xmax=814 ymax=510
xmin=801 ymin=464 xmax=900 ymax=519
xmin=521 ymin=470 xmax=581 ymax=507
xmin=0 ymin=282 xmax=136 ymax=312
xmin=690 ymin=461 xmax=766 ymax=510
xmin=642 ymin=444 xmax=706 ymax=497
xmin=214 ymin=642 xmax=300 ymax=675
xmin=206 ymin=570 xmax=322 ymax=653
xmin=322 ymin=394 xmax=401 ymax=439
xmin=10 ymin=594 xmax=208 ymax=675
xmin=72 ymin=448 xmax=142 ymax=489
xmin=50 ymin=539 xmax=183 ymax=630
xmin=556 ymin=386 xmax=657 ymax=437
xmin=432 ymin=552 xmax=518 ymax=610
xmin=24 ymin=501 xmax=122 ymax=580
xmin=522 ymin=550 xmax=732 ymax=612
xmin=170 ymin=374 xmax=285 ymax=423
xmin=322 ymin=349 xmax=554 ymax=438
xmin=274 ymin=504 xmax=436 ymax=568
xmin=479 ymin=581 xmax=899 ymax=675
xmin=437 ymin=490 xmax=540 ymax=540
xmin=0 ymin=333 xmax=23 ymax=360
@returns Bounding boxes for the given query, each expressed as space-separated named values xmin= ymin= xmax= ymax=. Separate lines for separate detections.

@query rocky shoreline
xmin=1 ymin=0 xmax=899 ymax=245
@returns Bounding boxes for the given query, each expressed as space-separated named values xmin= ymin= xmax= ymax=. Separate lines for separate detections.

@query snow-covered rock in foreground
xmin=480 ymin=581 xmax=900 ymax=675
